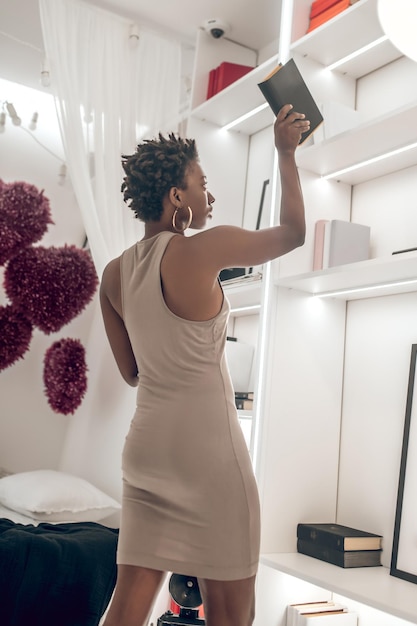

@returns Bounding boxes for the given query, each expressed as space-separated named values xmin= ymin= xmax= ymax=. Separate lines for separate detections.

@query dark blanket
xmin=0 ymin=517 xmax=118 ymax=626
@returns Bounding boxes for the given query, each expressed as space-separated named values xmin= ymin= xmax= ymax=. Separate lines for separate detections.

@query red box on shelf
xmin=206 ymin=61 xmax=254 ymax=99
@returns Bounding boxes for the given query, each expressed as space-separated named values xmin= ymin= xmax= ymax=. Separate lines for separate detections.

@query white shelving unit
xmin=189 ymin=0 xmax=404 ymax=138
xmin=237 ymin=410 xmax=254 ymax=451
xmin=277 ymin=251 xmax=417 ymax=300
xmin=296 ymin=102 xmax=417 ymax=184
xmin=223 ymin=275 xmax=263 ymax=314
xmin=290 ymin=0 xmax=401 ymax=77
xmin=188 ymin=1 xmax=417 ymax=624
xmin=190 ymin=55 xmax=278 ymax=134
xmin=253 ymin=1 xmax=417 ymax=625
xmin=261 ymin=553 xmax=417 ymax=624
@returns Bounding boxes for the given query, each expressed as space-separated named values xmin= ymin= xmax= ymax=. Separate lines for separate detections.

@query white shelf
xmin=223 ymin=275 xmax=263 ymax=313
xmin=276 ymin=251 xmax=417 ymax=300
xmin=236 ymin=409 xmax=253 ymax=419
xmin=291 ymin=0 xmax=401 ymax=78
xmin=261 ymin=552 xmax=417 ymax=624
xmin=296 ymin=102 xmax=417 ymax=184
xmin=190 ymin=55 xmax=278 ymax=134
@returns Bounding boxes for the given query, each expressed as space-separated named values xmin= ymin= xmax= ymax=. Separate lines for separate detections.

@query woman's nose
xmin=208 ymin=191 xmax=215 ymax=204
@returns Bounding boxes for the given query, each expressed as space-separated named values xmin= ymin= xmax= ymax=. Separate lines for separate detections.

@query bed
xmin=0 ymin=469 xmax=120 ymax=626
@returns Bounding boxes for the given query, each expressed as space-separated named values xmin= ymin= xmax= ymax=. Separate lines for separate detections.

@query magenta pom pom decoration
xmin=43 ymin=338 xmax=88 ymax=415
xmin=4 ymin=244 xmax=98 ymax=334
xmin=0 ymin=179 xmax=97 ymax=414
xmin=0 ymin=180 xmax=53 ymax=265
xmin=0 ymin=305 xmax=33 ymax=371
xmin=0 ymin=222 xmax=25 ymax=267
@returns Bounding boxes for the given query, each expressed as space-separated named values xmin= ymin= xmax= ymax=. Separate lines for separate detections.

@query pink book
xmin=313 ymin=219 xmax=329 ymax=270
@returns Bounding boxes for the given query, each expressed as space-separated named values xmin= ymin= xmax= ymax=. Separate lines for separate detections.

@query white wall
xmin=258 ymin=289 xmax=347 ymax=553
xmin=351 ymin=165 xmax=417 ymax=258
xmin=255 ymin=46 xmax=417 ymax=626
xmin=0 ymin=79 xmax=88 ymax=472
xmin=338 ymin=293 xmax=417 ymax=568
xmin=186 ymin=115 xmax=250 ymax=228
xmin=0 ymin=80 xmax=140 ymax=502
xmin=356 ymin=56 xmax=417 ymax=118
xmin=59 ymin=300 xmax=137 ymax=505
xmin=334 ymin=60 xmax=417 ymax=568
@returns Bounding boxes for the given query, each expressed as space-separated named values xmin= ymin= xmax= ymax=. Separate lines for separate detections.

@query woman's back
xmin=117 ymin=230 xmax=260 ymax=580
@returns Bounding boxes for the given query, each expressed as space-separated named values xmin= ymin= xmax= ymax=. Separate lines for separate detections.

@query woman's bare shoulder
xmin=101 ymin=256 xmax=122 ymax=291
xmin=184 ymin=225 xmax=247 ymax=250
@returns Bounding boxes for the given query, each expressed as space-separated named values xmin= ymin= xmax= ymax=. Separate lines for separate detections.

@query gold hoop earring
xmin=172 ymin=206 xmax=193 ymax=233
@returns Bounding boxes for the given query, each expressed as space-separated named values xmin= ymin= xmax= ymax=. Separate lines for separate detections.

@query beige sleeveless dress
xmin=117 ymin=231 xmax=260 ymax=580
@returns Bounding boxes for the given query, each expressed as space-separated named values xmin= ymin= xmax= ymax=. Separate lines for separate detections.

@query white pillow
xmin=0 ymin=470 xmax=121 ymax=523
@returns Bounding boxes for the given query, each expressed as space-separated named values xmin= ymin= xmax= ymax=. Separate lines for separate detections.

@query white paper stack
xmin=286 ymin=601 xmax=358 ymax=626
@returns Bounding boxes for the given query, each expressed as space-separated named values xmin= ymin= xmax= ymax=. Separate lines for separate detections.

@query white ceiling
xmin=0 ymin=0 xmax=281 ymax=92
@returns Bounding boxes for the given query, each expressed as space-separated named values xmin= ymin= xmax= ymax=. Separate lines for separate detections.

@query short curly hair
xmin=121 ymin=133 xmax=199 ymax=222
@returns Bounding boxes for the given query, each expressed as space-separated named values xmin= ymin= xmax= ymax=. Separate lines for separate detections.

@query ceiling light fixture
xmin=58 ymin=163 xmax=67 ymax=186
xmin=29 ymin=112 xmax=38 ymax=131
xmin=314 ymin=278 xmax=417 ymax=299
xmin=322 ymin=141 xmax=417 ymax=180
xmin=229 ymin=304 xmax=261 ymax=315
xmin=40 ymin=58 xmax=51 ymax=87
xmin=129 ymin=23 xmax=140 ymax=47
xmin=222 ymin=102 xmax=269 ymax=131
xmin=326 ymin=36 xmax=389 ymax=71
xmin=6 ymin=102 xmax=21 ymax=126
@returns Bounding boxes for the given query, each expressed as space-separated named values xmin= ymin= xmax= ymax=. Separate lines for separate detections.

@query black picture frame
xmin=248 ymin=178 xmax=269 ymax=275
xmin=390 ymin=343 xmax=417 ymax=584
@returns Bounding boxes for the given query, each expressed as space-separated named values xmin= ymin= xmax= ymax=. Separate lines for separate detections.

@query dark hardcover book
xmin=257 ymin=58 xmax=323 ymax=144
xmin=297 ymin=539 xmax=381 ymax=568
xmin=297 ymin=523 xmax=382 ymax=551
xmin=234 ymin=391 xmax=254 ymax=400
xmin=219 ymin=267 xmax=246 ymax=282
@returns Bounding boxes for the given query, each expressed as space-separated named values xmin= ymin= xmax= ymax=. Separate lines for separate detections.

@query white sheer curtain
xmin=39 ymin=0 xmax=182 ymax=276
xmin=38 ymin=0 xmax=182 ymax=495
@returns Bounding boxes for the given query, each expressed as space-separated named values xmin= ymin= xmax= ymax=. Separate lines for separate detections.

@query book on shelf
xmin=307 ymin=0 xmax=359 ymax=33
xmin=322 ymin=220 xmax=370 ymax=269
xmin=217 ymin=61 xmax=254 ymax=92
xmin=235 ymin=398 xmax=254 ymax=411
xmin=297 ymin=538 xmax=382 ymax=568
xmin=257 ymin=58 xmax=324 ymax=145
xmin=206 ymin=61 xmax=254 ymax=99
xmin=297 ymin=610 xmax=358 ymax=626
xmin=297 ymin=522 xmax=382 ymax=550
xmin=287 ymin=601 xmax=348 ymax=626
xmin=312 ymin=219 xmax=329 ymax=270
xmin=219 ymin=267 xmax=247 ymax=282
xmin=310 ymin=0 xmax=359 ymax=19
xmin=235 ymin=391 xmax=254 ymax=400
xmin=207 ymin=67 xmax=218 ymax=99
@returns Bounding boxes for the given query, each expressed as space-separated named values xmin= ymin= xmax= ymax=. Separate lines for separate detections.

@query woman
xmin=100 ymin=103 xmax=309 ymax=626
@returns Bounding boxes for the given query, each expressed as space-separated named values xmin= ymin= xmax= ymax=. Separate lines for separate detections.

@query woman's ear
xmin=168 ymin=187 xmax=180 ymax=206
